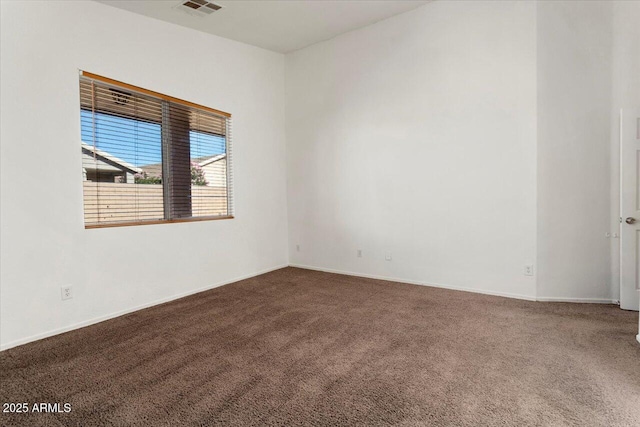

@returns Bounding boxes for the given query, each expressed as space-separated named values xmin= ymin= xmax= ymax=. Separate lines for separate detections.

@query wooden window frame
xmin=81 ymin=72 xmax=231 ymax=118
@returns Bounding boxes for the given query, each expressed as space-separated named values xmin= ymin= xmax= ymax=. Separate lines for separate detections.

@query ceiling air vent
xmin=179 ymin=0 xmax=222 ymax=16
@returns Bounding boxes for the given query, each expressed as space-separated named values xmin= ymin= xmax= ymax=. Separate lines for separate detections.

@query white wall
xmin=536 ymin=1 xmax=614 ymax=301
xmin=0 ymin=1 xmax=288 ymax=349
xmin=285 ymin=0 xmax=538 ymax=299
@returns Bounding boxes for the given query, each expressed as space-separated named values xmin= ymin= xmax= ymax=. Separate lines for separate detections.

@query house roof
xmin=198 ymin=154 xmax=226 ymax=167
xmin=81 ymin=143 xmax=141 ymax=174
xmin=140 ymin=153 xmax=226 ymax=177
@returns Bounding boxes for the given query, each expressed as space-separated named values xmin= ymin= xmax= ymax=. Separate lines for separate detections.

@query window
xmin=79 ymin=72 xmax=233 ymax=228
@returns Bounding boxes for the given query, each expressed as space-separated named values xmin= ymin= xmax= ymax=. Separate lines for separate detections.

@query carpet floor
xmin=1 ymin=267 xmax=639 ymax=426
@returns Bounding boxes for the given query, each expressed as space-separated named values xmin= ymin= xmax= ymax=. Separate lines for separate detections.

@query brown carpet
xmin=1 ymin=267 xmax=639 ymax=426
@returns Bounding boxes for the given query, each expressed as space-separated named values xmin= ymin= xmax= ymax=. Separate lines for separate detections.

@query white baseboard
xmin=289 ymin=263 xmax=537 ymax=301
xmin=0 ymin=264 xmax=288 ymax=352
xmin=2 ymin=263 xmax=624 ymax=351
xmin=535 ymin=297 xmax=618 ymax=304
xmin=289 ymin=264 xmax=621 ymax=305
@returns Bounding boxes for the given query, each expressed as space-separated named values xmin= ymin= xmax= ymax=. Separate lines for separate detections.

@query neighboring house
xmin=198 ymin=154 xmax=227 ymax=187
xmin=140 ymin=153 xmax=227 ymax=187
xmin=81 ymin=143 xmax=141 ymax=183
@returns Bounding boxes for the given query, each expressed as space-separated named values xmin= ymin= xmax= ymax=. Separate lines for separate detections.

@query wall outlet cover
xmin=61 ymin=286 xmax=73 ymax=300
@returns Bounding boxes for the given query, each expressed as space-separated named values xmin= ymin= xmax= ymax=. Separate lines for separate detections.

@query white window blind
xmin=79 ymin=72 xmax=233 ymax=228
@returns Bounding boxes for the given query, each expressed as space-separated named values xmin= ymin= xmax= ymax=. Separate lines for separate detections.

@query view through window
xmin=79 ymin=72 xmax=232 ymax=228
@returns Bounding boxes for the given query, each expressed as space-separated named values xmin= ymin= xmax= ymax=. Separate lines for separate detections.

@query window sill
xmin=85 ymin=215 xmax=234 ymax=229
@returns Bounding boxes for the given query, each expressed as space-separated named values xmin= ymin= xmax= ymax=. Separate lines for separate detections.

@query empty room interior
xmin=1 ymin=0 xmax=639 ymax=425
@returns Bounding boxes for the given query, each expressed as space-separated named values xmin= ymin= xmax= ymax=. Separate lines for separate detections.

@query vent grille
xmin=180 ymin=0 xmax=222 ymax=16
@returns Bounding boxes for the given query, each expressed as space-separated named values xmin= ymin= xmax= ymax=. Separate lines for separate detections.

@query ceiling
xmin=96 ymin=0 xmax=431 ymax=53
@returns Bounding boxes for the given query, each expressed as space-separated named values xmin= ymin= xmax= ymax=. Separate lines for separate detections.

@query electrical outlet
xmin=357 ymin=249 xmax=362 ymax=258
xmin=524 ymin=265 xmax=534 ymax=276
xmin=385 ymin=251 xmax=392 ymax=261
xmin=61 ymin=286 xmax=73 ymax=300
xmin=296 ymin=244 xmax=300 ymax=252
